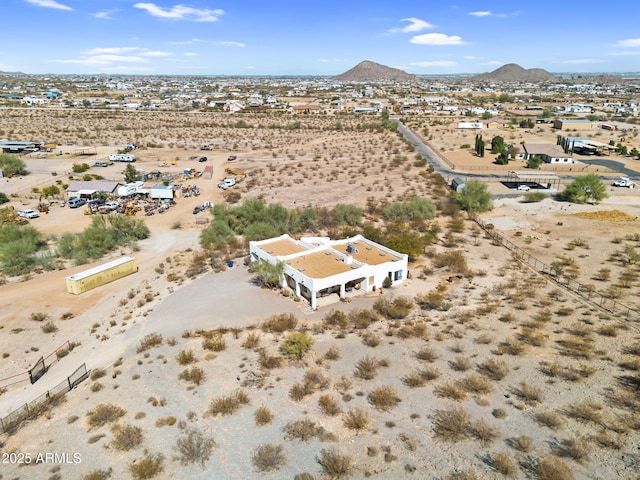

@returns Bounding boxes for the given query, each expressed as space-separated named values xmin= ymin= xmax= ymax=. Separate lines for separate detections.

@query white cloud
xmin=409 ymin=61 xmax=456 ymax=67
xmin=83 ymin=47 xmax=140 ymax=55
xmin=94 ymin=10 xmax=117 ymax=20
xmin=317 ymin=58 xmax=329 ymax=63
xmin=560 ymin=59 xmax=603 ymax=65
xmin=214 ymin=41 xmax=245 ymax=47
xmin=400 ymin=17 xmax=434 ymax=32
xmin=141 ymin=50 xmax=172 ymax=57
xmin=51 ymin=55 xmax=149 ymax=66
xmin=610 ymin=50 xmax=640 ymax=56
xmin=184 ymin=52 xmax=198 ymax=56
xmin=468 ymin=11 xmax=491 ymax=17
xmin=134 ymin=3 xmax=223 ymax=22
xmin=615 ymin=38 xmax=640 ymax=48
xmin=169 ymin=39 xmax=204 ymax=45
xmin=464 ymin=55 xmax=483 ymax=60
xmin=410 ymin=33 xmax=465 ymax=45
xmin=26 ymin=0 xmax=72 ymax=11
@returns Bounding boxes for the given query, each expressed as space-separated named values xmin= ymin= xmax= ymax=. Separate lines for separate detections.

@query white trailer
xmin=108 ymin=153 xmax=137 ymax=162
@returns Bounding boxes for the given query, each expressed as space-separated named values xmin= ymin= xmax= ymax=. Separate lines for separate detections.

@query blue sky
xmin=2 ymin=0 xmax=639 ymax=75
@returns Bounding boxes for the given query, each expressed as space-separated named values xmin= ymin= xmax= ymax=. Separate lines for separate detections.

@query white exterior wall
xmin=250 ymin=234 xmax=408 ymax=310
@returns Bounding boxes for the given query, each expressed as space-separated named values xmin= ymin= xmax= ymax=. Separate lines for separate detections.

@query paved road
xmin=393 ymin=118 xmax=640 ymax=186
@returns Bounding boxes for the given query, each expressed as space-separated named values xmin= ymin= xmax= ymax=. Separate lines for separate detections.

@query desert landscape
xmin=1 ymin=86 xmax=640 ymax=480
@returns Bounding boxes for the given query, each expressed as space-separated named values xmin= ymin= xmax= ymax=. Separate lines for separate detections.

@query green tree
xmin=249 ymin=260 xmax=284 ymax=289
xmin=383 ymin=197 xmax=436 ymax=222
xmin=200 ymin=219 xmax=236 ymax=251
xmin=332 ymin=204 xmax=362 ymax=226
xmin=490 ymin=136 xmax=505 ymax=154
xmin=0 ymin=154 xmax=27 ymax=177
xmin=124 ymin=163 xmax=141 ymax=183
xmin=42 ymin=185 xmax=60 ymax=198
xmin=560 ymin=174 xmax=607 ymax=204
xmin=526 ymin=155 xmax=543 ymax=169
xmin=481 ymin=111 xmax=493 ymax=120
xmin=280 ymin=332 xmax=314 ymax=360
xmin=0 ymin=192 xmax=8 ymax=204
xmin=0 ymin=224 xmax=46 ymax=276
xmin=454 ymin=180 xmax=493 ymax=213
xmin=495 ymin=151 xmax=509 ymax=165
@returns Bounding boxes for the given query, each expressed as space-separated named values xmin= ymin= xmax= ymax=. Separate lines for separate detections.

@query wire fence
xmin=0 ymin=340 xmax=72 ymax=390
xmin=472 ymin=215 xmax=640 ymax=322
xmin=0 ymin=363 xmax=88 ymax=435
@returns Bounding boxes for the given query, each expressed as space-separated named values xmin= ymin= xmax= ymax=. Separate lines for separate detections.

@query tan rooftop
xmin=336 ymin=240 xmax=402 ymax=266
xmin=286 ymin=251 xmax=360 ymax=279
xmin=258 ymin=238 xmax=307 ymax=257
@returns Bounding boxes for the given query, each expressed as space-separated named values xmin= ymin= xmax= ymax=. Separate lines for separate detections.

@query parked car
xmin=517 ymin=184 xmax=531 ymax=191
xmin=198 ymin=156 xmax=208 ymax=162
xmin=68 ymin=197 xmax=87 ymax=208
xmin=104 ymin=202 xmax=120 ymax=211
xmin=88 ymin=199 xmax=105 ymax=206
xmin=612 ymin=177 xmax=635 ymax=188
xmin=218 ymin=177 xmax=237 ymax=190
xmin=18 ymin=209 xmax=39 ymax=219
xmin=93 ymin=161 xmax=113 ymax=167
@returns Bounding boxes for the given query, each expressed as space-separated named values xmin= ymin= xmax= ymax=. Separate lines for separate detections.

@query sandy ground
xmin=1 ymin=110 xmax=639 ymax=480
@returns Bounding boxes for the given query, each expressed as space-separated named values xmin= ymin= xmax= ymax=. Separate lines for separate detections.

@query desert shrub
xmin=343 ymin=407 xmax=370 ymax=432
xmin=457 ymin=374 xmax=493 ymax=394
xmin=432 ymin=250 xmax=469 ymax=275
xmin=368 ymin=386 xmax=401 ymax=411
xmin=178 ymin=366 xmax=205 ymax=385
xmin=373 ymin=296 xmax=414 ymax=319
xmin=262 ymin=313 xmax=298 ymax=332
xmin=252 ymin=443 xmax=286 ymax=472
xmin=551 ymin=436 xmax=591 ymax=462
xmin=41 ymin=321 xmax=58 ymax=333
xmin=202 ymin=335 xmax=226 ymax=352
xmin=254 ymin=405 xmax=273 ymax=426
xmin=283 ymin=418 xmax=335 ymax=442
xmin=324 ymin=346 xmax=341 ymax=360
xmin=259 ymin=352 xmax=283 ymax=369
xmin=280 ymin=331 xmax=314 ymax=360
xmin=91 ymin=382 xmax=104 ymax=392
xmin=318 ymin=395 xmax=342 ymax=416
xmin=522 ymin=192 xmax=548 ymax=203
xmin=323 ymin=309 xmax=349 ymax=329
xmin=496 ymin=338 xmax=526 ymax=356
xmin=242 ymin=331 xmax=261 ymax=349
xmin=402 ymin=371 xmax=427 ymax=388
xmin=128 ymin=452 xmax=164 ymax=480
xmin=470 ymin=419 xmax=499 ymax=445
xmin=415 ymin=346 xmax=439 ymax=362
xmin=90 ymin=368 xmax=107 ymax=381
xmin=174 ymin=428 xmax=216 ymax=468
xmin=348 ymin=308 xmax=379 ymax=329
xmin=487 ymin=452 xmax=516 ymax=476
xmin=317 ymin=448 xmax=353 ymax=479
xmin=518 ymin=327 xmax=546 ymax=346
xmin=477 ymin=358 xmax=509 ymax=380
xmin=513 ymin=383 xmax=544 ymax=405
xmin=208 ymin=390 xmax=249 ymax=416
xmin=155 ymin=416 xmax=177 ymax=427
xmin=420 ymin=366 xmax=441 ymax=380
xmin=361 ymin=331 xmax=381 ymax=347
xmin=110 ymin=423 xmax=143 ymax=451
xmin=435 ymin=382 xmax=467 ymax=401
xmin=86 ymin=404 xmax=126 ymax=429
xmin=534 ymin=410 xmax=564 ymax=430
xmin=533 ymin=455 xmax=574 ymax=480
xmin=450 ymin=356 xmax=472 ymax=372
xmin=83 ymin=469 xmax=113 ymax=480
xmin=354 ymin=356 xmax=378 ymax=379
xmin=176 ymin=349 xmax=196 ymax=365
xmin=564 ymin=400 xmax=602 ymax=424
xmin=508 ymin=435 xmax=534 ymax=453
xmin=432 ymin=407 xmax=471 ymax=441
xmin=137 ymin=333 xmax=163 ymax=353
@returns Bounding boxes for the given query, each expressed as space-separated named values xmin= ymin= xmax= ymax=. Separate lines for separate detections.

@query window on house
xmin=394 ymin=270 xmax=402 ymax=281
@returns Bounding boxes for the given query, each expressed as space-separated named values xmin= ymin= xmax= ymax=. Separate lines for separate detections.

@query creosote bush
xmin=208 ymin=390 xmax=249 ymax=416
xmin=318 ymin=395 xmax=342 ymax=416
xmin=280 ymin=331 xmax=314 ymax=360
xmin=86 ymin=404 xmax=126 ymax=429
xmin=343 ymin=407 xmax=370 ymax=432
xmin=178 ymin=366 xmax=205 ymax=385
xmin=354 ymin=355 xmax=379 ymax=380
xmin=262 ymin=313 xmax=298 ymax=333
xmin=368 ymin=386 xmax=401 ymax=411
xmin=110 ymin=423 xmax=143 ymax=451
xmin=137 ymin=333 xmax=163 ymax=353
xmin=252 ymin=443 xmax=287 ymax=472
xmin=174 ymin=428 xmax=216 ymax=468
xmin=254 ymin=405 xmax=274 ymax=426
xmin=128 ymin=452 xmax=164 ymax=480
xmin=317 ymin=448 xmax=353 ymax=479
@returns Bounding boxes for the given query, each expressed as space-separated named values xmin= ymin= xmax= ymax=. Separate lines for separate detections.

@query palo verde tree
xmin=0 ymin=153 xmax=27 ymax=177
xmin=560 ymin=174 xmax=607 ymax=204
xmin=124 ymin=163 xmax=141 ymax=183
xmin=454 ymin=179 xmax=493 ymax=214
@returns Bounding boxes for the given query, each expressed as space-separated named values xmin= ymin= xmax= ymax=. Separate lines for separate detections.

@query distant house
xmin=457 ymin=122 xmax=483 ymax=129
xmin=553 ymin=119 xmax=592 ymax=131
xmin=486 ymin=119 xmax=508 ymax=129
xmin=522 ymin=143 xmax=574 ymax=164
xmin=67 ymin=180 xmax=121 ymax=199
xmin=289 ymin=104 xmax=322 ymax=114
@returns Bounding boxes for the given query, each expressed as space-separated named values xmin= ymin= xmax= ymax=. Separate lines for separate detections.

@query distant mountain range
xmin=468 ymin=63 xmax=558 ymax=83
xmin=332 ymin=61 xmax=418 ymax=82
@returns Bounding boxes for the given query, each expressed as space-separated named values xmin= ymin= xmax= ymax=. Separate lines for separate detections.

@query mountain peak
xmin=333 ymin=60 xmax=418 ymax=82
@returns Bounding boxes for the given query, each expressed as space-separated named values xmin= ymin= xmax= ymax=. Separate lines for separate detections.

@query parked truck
xmin=612 ymin=176 xmax=635 ymax=188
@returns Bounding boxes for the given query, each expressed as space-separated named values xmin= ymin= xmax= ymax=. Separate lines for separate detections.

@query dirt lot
xmin=1 ymin=109 xmax=639 ymax=480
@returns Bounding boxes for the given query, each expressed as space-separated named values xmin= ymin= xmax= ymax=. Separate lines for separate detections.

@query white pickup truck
xmin=612 ymin=176 xmax=635 ymax=188
xmin=218 ymin=177 xmax=236 ymax=190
